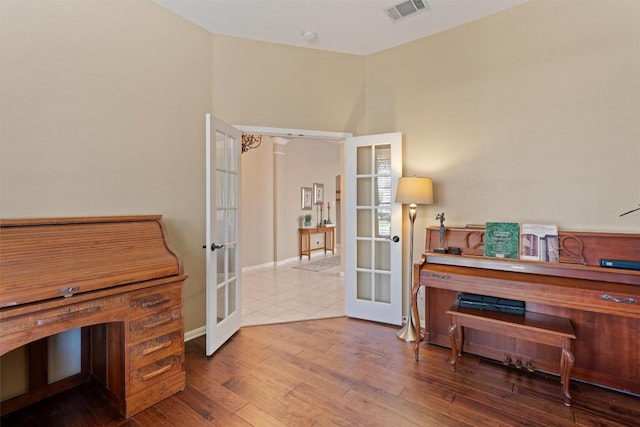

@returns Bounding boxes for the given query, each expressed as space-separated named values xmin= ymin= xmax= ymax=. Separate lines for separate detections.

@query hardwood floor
xmin=2 ymin=317 xmax=638 ymax=426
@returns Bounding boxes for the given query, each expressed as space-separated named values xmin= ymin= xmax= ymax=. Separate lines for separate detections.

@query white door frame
xmin=234 ymin=125 xmax=351 ymax=142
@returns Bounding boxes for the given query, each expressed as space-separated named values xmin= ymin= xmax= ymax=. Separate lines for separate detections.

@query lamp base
xmin=396 ymin=319 xmax=418 ymax=342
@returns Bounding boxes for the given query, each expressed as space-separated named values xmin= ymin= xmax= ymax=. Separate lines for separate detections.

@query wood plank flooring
xmin=2 ymin=317 xmax=638 ymax=426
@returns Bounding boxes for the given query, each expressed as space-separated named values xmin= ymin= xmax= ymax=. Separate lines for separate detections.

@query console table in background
xmin=412 ymin=226 xmax=640 ymax=396
xmin=0 ymin=215 xmax=188 ymax=418
xmin=298 ymin=225 xmax=335 ymax=260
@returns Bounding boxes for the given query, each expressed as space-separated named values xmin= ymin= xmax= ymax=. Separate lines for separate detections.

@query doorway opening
xmin=237 ymin=125 xmax=351 ymax=326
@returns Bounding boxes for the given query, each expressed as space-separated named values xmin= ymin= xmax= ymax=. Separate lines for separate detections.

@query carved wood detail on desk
xmin=0 ymin=215 xmax=188 ymax=418
xmin=412 ymin=226 xmax=640 ymax=396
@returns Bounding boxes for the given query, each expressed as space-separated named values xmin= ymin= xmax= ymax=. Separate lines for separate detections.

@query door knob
xmin=391 ymin=235 xmax=400 ymax=242
xmin=203 ymin=243 xmax=225 ymax=251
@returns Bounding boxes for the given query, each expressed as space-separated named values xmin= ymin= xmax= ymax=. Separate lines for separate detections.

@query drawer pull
xmin=602 ymin=294 xmax=637 ymax=304
xmin=38 ymin=306 xmax=101 ymax=326
xmin=141 ymin=363 xmax=172 ymax=381
xmin=142 ymin=340 xmax=172 ymax=356
xmin=141 ymin=296 xmax=171 ymax=309
xmin=142 ymin=315 xmax=173 ymax=330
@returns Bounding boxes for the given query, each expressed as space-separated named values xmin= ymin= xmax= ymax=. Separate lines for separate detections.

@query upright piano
xmin=413 ymin=226 xmax=640 ymax=395
xmin=0 ymin=215 xmax=188 ymax=417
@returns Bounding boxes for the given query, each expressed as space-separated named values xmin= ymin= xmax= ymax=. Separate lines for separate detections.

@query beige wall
xmin=211 ymin=34 xmax=367 ymax=133
xmin=366 ymin=0 xmax=640 ymax=249
xmin=239 ymin=136 xmax=276 ymax=268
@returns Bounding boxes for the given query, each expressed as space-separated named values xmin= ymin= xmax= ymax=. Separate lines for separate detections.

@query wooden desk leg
xmin=561 ymin=338 xmax=575 ymax=406
xmin=448 ymin=319 xmax=458 ymax=371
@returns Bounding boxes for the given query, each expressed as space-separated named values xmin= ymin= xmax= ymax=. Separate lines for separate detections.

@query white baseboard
xmin=242 ymin=261 xmax=275 ymax=273
xmin=184 ymin=326 xmax=206 ymax=342
xmin=242 ymin=250 xmax=338 ymax=272
xmin=276 ymin=256 xmax=299 ymax=266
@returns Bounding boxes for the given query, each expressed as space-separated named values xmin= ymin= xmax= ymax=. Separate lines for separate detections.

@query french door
xmin=205 ymin=114 xmax=242 ymax=356
xmin=344 ymin=133 xmax=403 ymax=325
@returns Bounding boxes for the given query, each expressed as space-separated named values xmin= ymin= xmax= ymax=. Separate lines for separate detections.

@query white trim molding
xmin=235 ymin=125 xmax=352 ymax=141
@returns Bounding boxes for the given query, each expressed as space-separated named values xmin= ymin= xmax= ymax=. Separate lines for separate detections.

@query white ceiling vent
xmin=384 ymin=0 xmax=430 ymax=22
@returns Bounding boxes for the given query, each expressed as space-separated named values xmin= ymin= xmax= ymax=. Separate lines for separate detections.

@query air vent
xmin=384 ymin=0 xmax=430 ymax=22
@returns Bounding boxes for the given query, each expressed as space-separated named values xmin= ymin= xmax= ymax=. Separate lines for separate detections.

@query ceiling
xmin=152 ymin=0 xmax=531 ymax=56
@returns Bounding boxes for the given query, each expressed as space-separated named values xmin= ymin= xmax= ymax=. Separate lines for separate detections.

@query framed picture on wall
xmin=313 ymin=183 xmax=324 ymax=205
xmin=301 ymin=187 xmax=312 ymax=210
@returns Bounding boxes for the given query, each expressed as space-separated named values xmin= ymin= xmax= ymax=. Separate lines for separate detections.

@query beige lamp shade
xmin=395 ymin=177 xmax=434 ymax=205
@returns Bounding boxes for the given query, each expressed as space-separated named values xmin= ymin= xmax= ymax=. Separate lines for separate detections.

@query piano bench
xmin=446 ymin=302 xmax=576 ymax=406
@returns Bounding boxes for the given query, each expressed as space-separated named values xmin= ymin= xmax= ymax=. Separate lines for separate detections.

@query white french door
xmin=205 ymin=114 xmax=242 ymax=356
xmin=344 ymin=133 xmax=403 ymax=325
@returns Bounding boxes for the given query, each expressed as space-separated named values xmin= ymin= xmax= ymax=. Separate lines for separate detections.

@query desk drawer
xmin=129 ymin=353 xmax=183 ymax=395
xmin=129 ymin=307 xmax=182 ymax=343
xmin=1 ymin=295 xmax=127 ymax=355
xmin=129 ymin=283 xmax=182 ymax=319
xmin=129 ymin=329 xmax=183 ymax=371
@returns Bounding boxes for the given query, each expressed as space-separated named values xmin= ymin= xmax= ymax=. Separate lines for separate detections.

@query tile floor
xmin=241 ymin=253 xmax=345 ymax=326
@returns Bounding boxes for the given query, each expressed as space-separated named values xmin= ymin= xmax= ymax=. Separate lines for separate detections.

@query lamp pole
xmin=397 ymin=203 xmax=418 ymax=342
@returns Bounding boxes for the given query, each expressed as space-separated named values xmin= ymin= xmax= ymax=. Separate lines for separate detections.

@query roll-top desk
xmin=412 ymin=227 xmax=640 ymax=395
xmin=0 ymin=215 xmax=188 ymax=417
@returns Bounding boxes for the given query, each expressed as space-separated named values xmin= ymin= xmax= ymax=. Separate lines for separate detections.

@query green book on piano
xmin=484 ymin=222 xmax=520 ymax=259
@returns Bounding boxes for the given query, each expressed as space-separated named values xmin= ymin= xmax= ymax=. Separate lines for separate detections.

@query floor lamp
xmin=395 ymin=177 xmax=434 ymax=342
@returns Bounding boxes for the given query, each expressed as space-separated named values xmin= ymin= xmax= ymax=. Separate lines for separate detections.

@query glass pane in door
xmin=228 ymin=278 xmax=236 ymax=315
xmin=374 ymin=273 xmax=391 ymax=304
xmin=357 ymin=209 xmax=372 ymax=237
xmin=357 ymin=177 xmax=372 ymax=205
xmin=357 ymin=240 xmax=371 ymax=269
xmin=216 ymin=285 xmax=225 ymax=323
xmin=355 ymin=143 xmax=392 ymax=305
xmin=356 ymin=272 xmax=372 ymax=300
xmin=357 ymin=146 xmax=372 ymax=174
